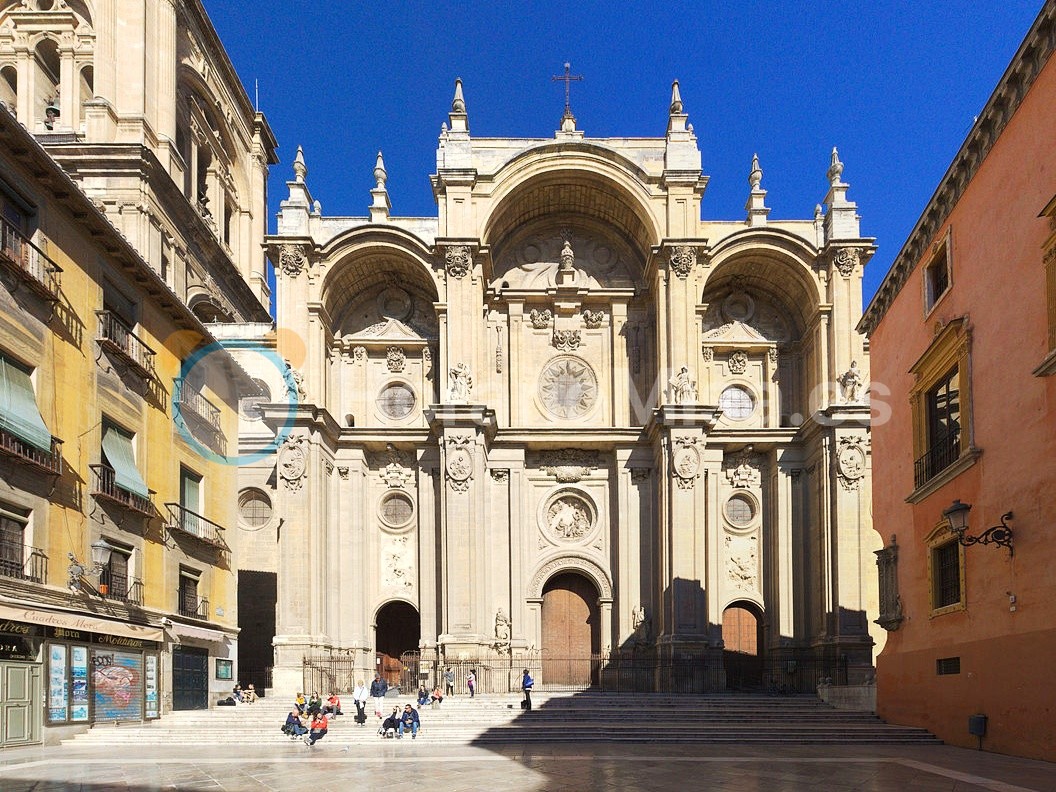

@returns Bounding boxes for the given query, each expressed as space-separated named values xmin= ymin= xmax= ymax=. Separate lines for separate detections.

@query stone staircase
xmin=63 ymin=692 xmax=941 ymax=746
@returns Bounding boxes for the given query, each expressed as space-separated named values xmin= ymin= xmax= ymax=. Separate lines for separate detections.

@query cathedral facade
xmin=241 ymin=81 xmax=881 ymax=693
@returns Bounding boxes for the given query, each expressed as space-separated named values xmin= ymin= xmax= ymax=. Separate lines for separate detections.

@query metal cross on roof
xmin=551 ymin=62 xmax=583 ymax=116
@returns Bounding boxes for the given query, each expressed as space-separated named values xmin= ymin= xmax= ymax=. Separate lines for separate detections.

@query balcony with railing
xmin=89 ymin=463 xmax=156 ymax=517
xmin=101 ymin=574 xmax=143 ymax=606
xmin=165 ymin=503 xmax=229 ymax=552
xmin=178 ymin=593 xmax=210 ymax=620
xmin=0 ymin=538 xmax=48 ymax=584
xmin=0 ymin=216 xmax=62 ymax=302
xmin=95 ymin=310 xmax=156 ymax=380
xmin=173 ymin=378 xmax=226 ymax=454
xmin=0 ymin=428 xmax=62 ymax=475
xmin=914 ymin=431 xmax=961 ymax=489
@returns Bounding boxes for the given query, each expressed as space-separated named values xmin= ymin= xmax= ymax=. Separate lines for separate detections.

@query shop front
xmin=0 ymin=604 xmax=163 ymax=737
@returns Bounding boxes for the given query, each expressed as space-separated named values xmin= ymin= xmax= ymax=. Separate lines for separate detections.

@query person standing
xmin=370 ymin=673 xmax=388 ymax=718
xmin=444 ymin=667 xmax=455 ymax=696
xmin=352 ymin=679 xmax=369 ymax=725
xmin=467 ymin=669 xmax=476 ymax=698
xmin=521 ymin=668 xmax=534 ymax=711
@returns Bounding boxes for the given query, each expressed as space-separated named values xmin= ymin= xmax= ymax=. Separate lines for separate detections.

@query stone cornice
xmin=860 ymin=1 xmax=1056 ymax=336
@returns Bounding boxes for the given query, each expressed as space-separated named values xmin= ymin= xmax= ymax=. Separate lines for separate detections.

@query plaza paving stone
xmin=0 ymin=742 xmax=1053 ymax=791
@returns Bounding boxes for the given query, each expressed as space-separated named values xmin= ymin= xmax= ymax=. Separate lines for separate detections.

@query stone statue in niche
xmin=631 ymin=604 xmax=651 ymax=646
xmin=838 ymin=360 xmax=864 ymax=402
xmin=669 ymin=366 xmax=697 ymax=404
xmin=494 ymin=608 xmax=511 ymax=642
xmin=447 ymin=362 xmax=473 ymax=403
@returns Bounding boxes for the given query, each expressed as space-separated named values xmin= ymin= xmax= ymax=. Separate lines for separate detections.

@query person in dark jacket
xmin=397 ymin=703 xmax=420 ymax=739
xmin=283 ymin=708 xmax=307 ymax=738
xmin=521 ymin=669 xmax=534 ymax=711
xmin=370 ymin=674 xmax=388 ymax=718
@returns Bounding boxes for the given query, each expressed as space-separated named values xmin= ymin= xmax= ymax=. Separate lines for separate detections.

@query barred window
xmin=932 ymin=541 xmax=961 ymax=609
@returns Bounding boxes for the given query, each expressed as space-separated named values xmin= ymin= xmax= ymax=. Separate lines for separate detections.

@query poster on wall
xmin=71 ymin=646 xmax=89 ymax=722
xmin=144 ymin=654 xmax=158 ymax=719
xmin=48 ymin=644 xmax=68 ymax=721
xmin=92 ymin=649 xmax=143 ymax=721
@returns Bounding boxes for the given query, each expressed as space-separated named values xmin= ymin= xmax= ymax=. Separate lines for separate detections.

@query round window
xmin=378 ymin=382 xmax=416 ymax=419
xmin=725 ymin=495 xmax=755 ymax=527
xmin=379 ymin=491 xmax=415 ymax=529
xmin=719 ymin=386 xmax=755 ymax=421
xmin=238 ymin=488 xmax=272 ymax=528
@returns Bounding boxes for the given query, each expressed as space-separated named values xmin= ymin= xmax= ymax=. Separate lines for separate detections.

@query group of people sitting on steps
xmin=280 ymin=690 xmax=343 ymax=746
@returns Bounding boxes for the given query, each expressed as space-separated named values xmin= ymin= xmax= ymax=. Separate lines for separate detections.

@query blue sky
xmin=205 ymin=1 xmax=1043 ymax=302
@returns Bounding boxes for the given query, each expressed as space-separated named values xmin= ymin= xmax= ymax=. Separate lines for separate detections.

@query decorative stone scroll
xmin=833 ymin=247 xmax=860 ymax=277
xmin=490 ymin=468 xmax=510 ymax=483
xmin=701 ymin=347 xmax=714 ymax=363
xmin=540 ymin=449 xmax=600 ymax=483
xmin=443 ymin=245 xmax=472 ymax=279
xmin=386 ymin=346 xmax=406 ymax=373
xmin=582 ymin=309 xmax=605 ymax=329
xmin=529 ymin=308 xmax=553 ymax=329
xmin=279 ymin=435 xmax=308 ymax=492
xmin=376 ymin=443 xmax=413 ymax=489
xmin=552 ymin=329 xmax=581 ymax=351
xmin=278 ymin=244 xmax=307 ymax=277
xmin=669 ymin=246 xmax=697 ymax=279
xmin=445 ymin=434 xmax=474 ymax=493
xmin=352 ymin=346 xmax=367 ymax=364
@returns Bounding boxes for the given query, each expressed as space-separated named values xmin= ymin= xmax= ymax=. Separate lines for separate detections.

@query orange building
xmin=860 ymin=2 xmax=1056 ymax=762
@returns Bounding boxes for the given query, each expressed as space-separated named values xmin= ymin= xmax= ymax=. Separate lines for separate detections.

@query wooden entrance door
xmin=541 ymin=573 xmax=599 ymax=687
xmin=722 ymin=604 xmax=763 ymax=690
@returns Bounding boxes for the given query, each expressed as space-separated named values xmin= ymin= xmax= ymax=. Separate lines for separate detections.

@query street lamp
xmin=942 ymin=500 xmax=1014 ymax=555
xmin=67 ymin=538 xmax=115 ymax=594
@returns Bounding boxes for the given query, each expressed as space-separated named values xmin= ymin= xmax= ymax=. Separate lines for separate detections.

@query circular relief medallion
xmin=377 ymin=382 xmax=416 ymax=419
xmin=538 ymin=355 xmax=598 ymax=419
xmin=673 ymin=446 xmax=699 ymax=480
xmin=837 ymin=444 xmax=866 ymax=481
xmin=379 ymin=491 xmax=415 ymax=529
xmin=543 ymin=492 xmax=595 ymax=541
xmin=725 ymin=494 xmax=756 ymax=527
xmin=376 ymin=286 xmax=413 ymax=320
xmin=446 ymin=448 xmax=472 ymax=481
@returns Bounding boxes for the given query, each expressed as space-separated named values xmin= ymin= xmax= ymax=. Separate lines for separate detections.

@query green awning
xmin=101 ymin=425 xmax=149 ymax=499
xmin=0 ymin=356 xmax=52 ymax=452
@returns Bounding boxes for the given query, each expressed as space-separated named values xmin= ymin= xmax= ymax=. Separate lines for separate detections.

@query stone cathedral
xmin=238 ymin=80 xmax=880 ymax=693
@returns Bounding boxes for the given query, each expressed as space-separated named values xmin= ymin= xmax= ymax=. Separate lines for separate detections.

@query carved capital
xmin=442 ymin=244 xmax=473 ymax=279
xmin=668 ymin=245 xmax=697 ymax=279
xmin=832 ymin=247 xmax=861 ymax=277
xmin=278 ymin=244 xmax=308 ymax=277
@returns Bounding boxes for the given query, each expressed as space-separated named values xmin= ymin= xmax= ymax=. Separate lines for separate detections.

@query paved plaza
xmin=0 ymin=741 xmax=1053 ymax=791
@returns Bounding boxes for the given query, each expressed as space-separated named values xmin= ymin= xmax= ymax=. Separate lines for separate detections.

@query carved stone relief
xmin=671 ymin=437 xmax=700 ymax=489
xmin=582 ymin=309 xmax=605 ymax=329
xmin=538 ymin=356 xmax=598 ymax=419
xmin=443 ymin=245 xmax=472 ymax=279
xmin=542 ymin=491 xmax=596 ymax=542
xmin=833 ymin=247 xmax=860 ymax=277
xmin=279 ymin=435 xmax=308 ymax=492
xmin=445 ymin=434 xmax=474 ymax=492
xmin=669 ymin=245 xmax=697 ymax=279
xmin=352 ymin=346 xmax=367 ymax=364
xmin=382 ymin=534 xmax=415 ymax=594
xmin=724 ymin=448 xmax=761 ymax=488
xmin=386 ymin=346 xmax=406 ymax=373
xmin=447 ymin=362 xmax=473 ymax=403
xmin=725 ymin=534 xmax=759 ymax=591
xmin=836 ymin=436 xmax=869 ymax=491
xmin=728 ymin=350 xmax=749 ymax=375
xmin=529 ymin=309 xmax=552 ymax=329
xmin=538 ymin=449 xmax=600 ymax=483
xmin=552 ymin=329 xmax=581 ymax=351
xmin=375 ymin=443 xmax=413 ymax=489
xmin=278 ymin=244 xmax=307 ymax=277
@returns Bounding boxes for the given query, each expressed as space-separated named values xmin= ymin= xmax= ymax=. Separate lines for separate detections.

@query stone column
xmin=427 ymin=404 xmax=496 ymax=657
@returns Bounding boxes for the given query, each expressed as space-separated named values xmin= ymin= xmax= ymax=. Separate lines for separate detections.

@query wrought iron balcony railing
xmin=101 ymin=573 xmax=143 ymax=606
xmin=178 ymin=594 xmax=210 ymax=620
xmin=95 ymin=310 xmax=156 ymax=380
xmin=0 ymin=428 xmax=62 ymax=475
xmin=0 ymin=216 xmax=62 ymax=301
xmin=913 ymin=431 xmax=961 ymax=489
xmin=0 ymin=537 xmax=48 ymax=584
xmin=165 ymin=503 xmax=229 ymax=551
xmin=173 ymin=378 xmax=223 ymax=436
xmin=89 ymin=463 xmax=156 ymax=517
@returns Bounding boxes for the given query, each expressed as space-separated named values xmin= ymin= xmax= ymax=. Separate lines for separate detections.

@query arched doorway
xmin=722 ymin=602 xmax=764 ymax=690
xmin=375 ymin=601 xmax=420 ymax=689
xmin=541 ymin=572 xmax=600 ymax=687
